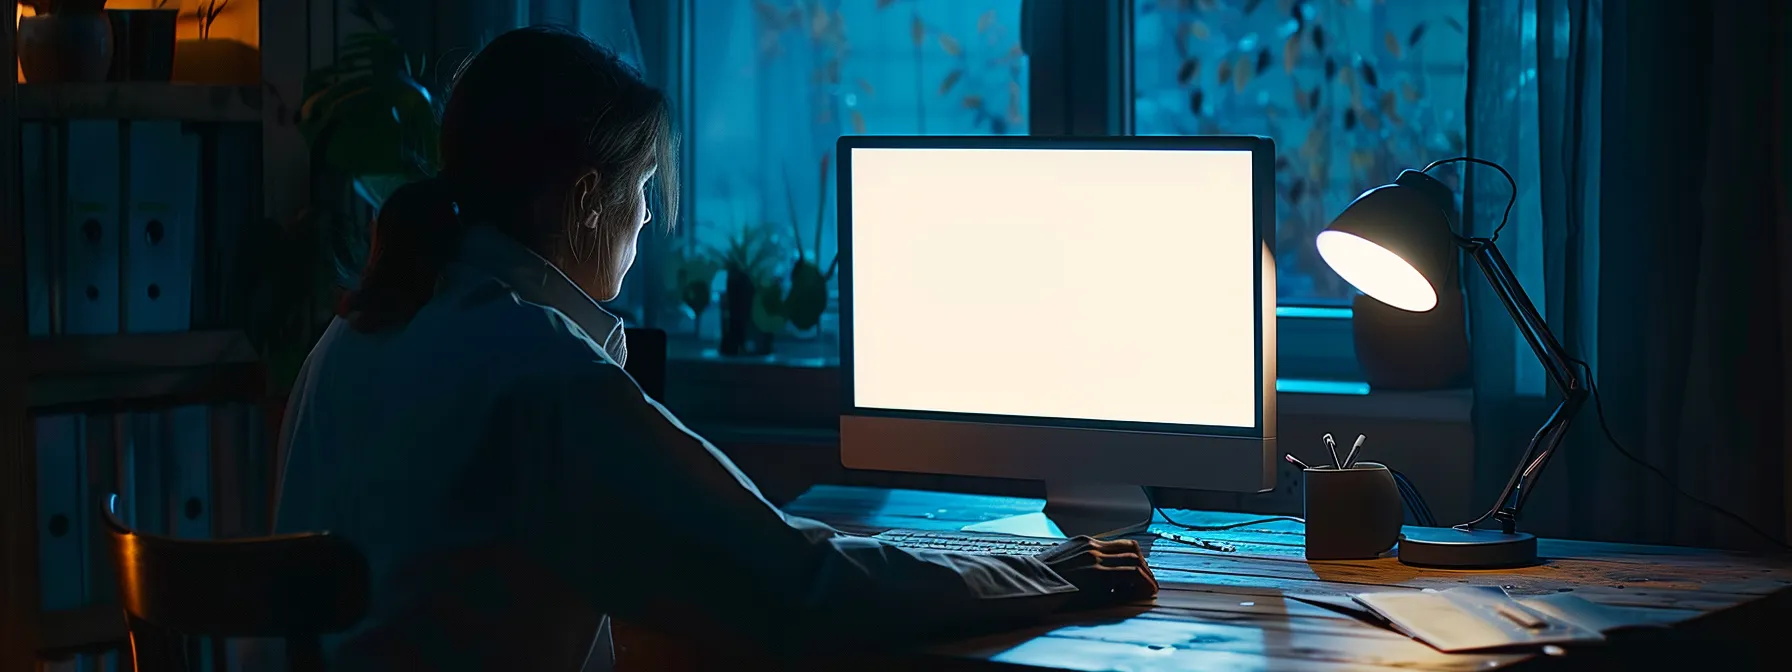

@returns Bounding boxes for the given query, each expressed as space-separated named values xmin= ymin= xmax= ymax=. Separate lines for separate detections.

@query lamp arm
xmin=1459 ymin=239 xmax=1590 ymax=532
xmin=1470 ymin=241 xmax=1582 ymax=394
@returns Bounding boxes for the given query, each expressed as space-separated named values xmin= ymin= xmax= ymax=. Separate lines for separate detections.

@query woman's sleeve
xmin=505 ymin=361 xmax=1077 ymax=649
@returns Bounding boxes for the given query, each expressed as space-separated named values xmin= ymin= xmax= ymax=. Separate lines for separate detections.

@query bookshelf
xmin=4 ymin=2 xmax=288 ymax=668
xmin=19 ymin=82 xmax=263 ymax=122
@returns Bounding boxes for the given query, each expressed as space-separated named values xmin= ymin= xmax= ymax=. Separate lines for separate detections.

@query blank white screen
xmin=848 ymin=147 xmax=1259 ymax=428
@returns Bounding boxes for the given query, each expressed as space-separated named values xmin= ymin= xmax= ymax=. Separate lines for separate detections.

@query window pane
xmin=1134 ymin=0 xmax=1469 ymax=306
xmin=662 ymin=0 xmax=1027 ymax=362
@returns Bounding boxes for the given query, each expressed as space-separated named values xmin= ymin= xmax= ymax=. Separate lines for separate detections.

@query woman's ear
xmin=572 ymin=169 xmax=604 ymax=228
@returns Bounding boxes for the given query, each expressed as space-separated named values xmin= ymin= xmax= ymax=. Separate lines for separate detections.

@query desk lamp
xmin=1315 ymin=158 xmax=1584 ymax=568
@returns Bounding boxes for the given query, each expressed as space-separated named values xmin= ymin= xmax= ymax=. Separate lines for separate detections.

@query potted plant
xmin=715 ymin=224 xmax=782 ymax=356
xmin=104 ymin=0 xmax=178 ymax=81
xmin=245 ymin=18 xmax=441 ymax=393
xmin=667 ymin=246 xmax=719 ymax=338
xmin=171 ymin=0 xmax=260 ymax=85
xmin=18 ymin=0 xmax=114 ymax=83
xmin=775 ymin=152 xmax=839 ymax=336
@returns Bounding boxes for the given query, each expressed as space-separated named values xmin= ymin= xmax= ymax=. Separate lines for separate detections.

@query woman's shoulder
xmin=427 ymin=274 xmax=623 ymax=376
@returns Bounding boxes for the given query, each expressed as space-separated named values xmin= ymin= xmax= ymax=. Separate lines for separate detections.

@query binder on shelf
xmin=124 ymin=121 xmax=201 ymax=333
xmin=63 ymin=120 xmax=123 ymax=336
xmin=83 ymin=414 xmax=120 ymax=606
xmin=126 ymin=411 xmax=169 ymax=535
xmin=168 ymin=404 xmax=213 ymax=540
xmin=35 ymin=415 xmax=88 ymax=612
xmin=23 ymin=121 xmax=56 ymax=336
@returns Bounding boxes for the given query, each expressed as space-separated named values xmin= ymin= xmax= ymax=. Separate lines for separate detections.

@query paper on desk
xmin=1515 ymin=592 xmax=1682 ymax=632
xmin=1352 ymin=586 xmax=1605 ymax=652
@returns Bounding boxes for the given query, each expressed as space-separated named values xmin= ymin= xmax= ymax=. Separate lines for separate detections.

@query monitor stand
xmin=961 ymin=483 xmax=1153 ymax=539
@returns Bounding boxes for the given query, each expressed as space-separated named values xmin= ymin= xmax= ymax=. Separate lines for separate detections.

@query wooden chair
xmin=102 ymin=494 xmax=370 ymax=672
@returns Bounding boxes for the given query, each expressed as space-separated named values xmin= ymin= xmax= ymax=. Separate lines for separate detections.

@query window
xmin=655 ymin=0 xmax=1028 ymax=365
xmin=1132 ymin=0 xmax=1470 ymax=308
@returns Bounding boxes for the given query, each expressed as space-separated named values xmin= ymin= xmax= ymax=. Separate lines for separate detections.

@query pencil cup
xmin=1303 ymin=462 xmax=1404 ymax=561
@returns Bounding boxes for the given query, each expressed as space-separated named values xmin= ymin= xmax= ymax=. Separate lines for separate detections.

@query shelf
xmin=19 ymin=83 xmax=262 ymax=122
xmin=27 ymin=330 xmax=265 ymax=412
xmin=38 ymin=604 xmax=126 ymax=657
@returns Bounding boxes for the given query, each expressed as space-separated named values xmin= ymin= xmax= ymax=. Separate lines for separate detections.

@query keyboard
xmin=873 ymin=529 xmax=1062 ymax=556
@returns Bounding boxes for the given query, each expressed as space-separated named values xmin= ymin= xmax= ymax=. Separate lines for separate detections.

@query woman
xmin=273 ymin=26 xmax=1157 ymax=671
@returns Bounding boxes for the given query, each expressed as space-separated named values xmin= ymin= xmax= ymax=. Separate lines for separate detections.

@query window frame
xmin=635 ymin=0 xmax=1373 ymax=428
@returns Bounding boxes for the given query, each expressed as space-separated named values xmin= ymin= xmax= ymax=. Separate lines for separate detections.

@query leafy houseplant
xmin=18 ymin=0 xmax=114 ymax=83
xmin=716 ymin=224 xmax=783 ymax=356
xmin=247 ymin=16 xmax=442 ymax=391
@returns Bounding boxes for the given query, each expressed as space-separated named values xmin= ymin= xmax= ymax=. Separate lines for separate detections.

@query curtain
xmin=1467 ymin=0 xmax=1791 ymax=549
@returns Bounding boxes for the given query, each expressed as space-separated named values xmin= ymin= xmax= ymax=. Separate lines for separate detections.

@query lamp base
xmin=1397 ymin=527 xmax=1539 ymax=568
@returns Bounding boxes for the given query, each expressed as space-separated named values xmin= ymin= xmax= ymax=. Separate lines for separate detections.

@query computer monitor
xmin=836 ymin=135 xmax=1278 ymax=539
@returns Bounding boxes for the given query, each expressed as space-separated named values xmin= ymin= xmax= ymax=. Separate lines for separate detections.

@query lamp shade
xmin=1316 ymin=169 xmax=1461 ymax=312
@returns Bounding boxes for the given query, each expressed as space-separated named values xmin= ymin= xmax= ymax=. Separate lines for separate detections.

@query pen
xmin=1323 ymin=433 xmax=1341 ymax=468
xmin=1342 ymin=434 xmax=1365 ymax=468
xmin=1284 ymin=453 xmax=1313 ymax=470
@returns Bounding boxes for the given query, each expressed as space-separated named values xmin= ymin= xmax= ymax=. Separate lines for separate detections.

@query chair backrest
xmin=103 ymin=494 xmax=370 ymax=671
xmin=624 ymin=327 xmax=667 ymax=400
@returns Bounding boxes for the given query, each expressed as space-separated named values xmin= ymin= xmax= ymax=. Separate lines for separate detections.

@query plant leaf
xmin=783 ymin=259 xmax=828 ymax=331
xmin=1324 ymin=56 xmax=1337 ymax=80
xmin=1188 ymin=87 xmax=1205 ymax=115
xmin=911 ymin=14 xmax=925 ymax=46
xmin=939 ymin=33 xmax=963 ymax=56
xmin=857 ymin=78 xmax=876 ymax=96
xmin=877 ymin=0 xmax=896 ymax=9
xmin=1177 ymin=57 xmax=1199 ymax=84
xmin=1408 ymin=22 xmax=1428 ymax=47
xmin=1311 ymin=25 xmax=1326 ymax=51
xmin=1217 ymin=58 xmax=1233 ymax=85
xmin=752 ymin=281 xmax=788 ymax=334
xmin=851 ymin=110 xmax=866 ymax=134
xmin=1358 ymin=61 xmax=1379 ymax=88
xmin=1255 ymin=48 xmax=1272 ymax=75
xmin=962 ymin=95 xmax=984 ymax=110
xmin=1283 ymin=35 xmax=1300 ymax=73
xmin=939 ymin=69 xmax=965 ymax=94
xmin=978 ymin=9 xmax=996 ymax=33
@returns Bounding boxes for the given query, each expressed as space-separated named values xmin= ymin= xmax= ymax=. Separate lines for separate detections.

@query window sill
xmin=665 ymin=351 xmax=1473 ymax=445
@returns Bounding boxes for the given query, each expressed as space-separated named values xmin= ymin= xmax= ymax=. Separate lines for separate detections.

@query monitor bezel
xmin=836 ymin=134 xmax=1275 ymax=438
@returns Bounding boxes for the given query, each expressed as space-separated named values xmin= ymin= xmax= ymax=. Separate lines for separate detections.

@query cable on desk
xmin=1144 ymin=487 xmax=1304 ymax=531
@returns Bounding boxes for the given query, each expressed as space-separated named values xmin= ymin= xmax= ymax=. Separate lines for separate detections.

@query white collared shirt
xmin=264 ymin=226 xmax=1074 ymax=671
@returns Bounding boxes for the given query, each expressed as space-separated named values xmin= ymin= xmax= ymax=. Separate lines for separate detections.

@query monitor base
xmin=961 ymin=483 xmax=1152 ymax=539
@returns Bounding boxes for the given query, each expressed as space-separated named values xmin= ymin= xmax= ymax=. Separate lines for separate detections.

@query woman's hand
xmin=1037 ymin=536 xmax=1160 ymax=609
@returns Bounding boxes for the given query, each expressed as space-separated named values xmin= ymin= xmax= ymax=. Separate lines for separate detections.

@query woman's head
xmin=342 ymin=26 xmax=678 ymax=332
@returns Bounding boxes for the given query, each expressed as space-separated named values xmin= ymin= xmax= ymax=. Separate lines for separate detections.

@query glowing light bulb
xmin=1315 ymin=230 xmax=1437 ymax=312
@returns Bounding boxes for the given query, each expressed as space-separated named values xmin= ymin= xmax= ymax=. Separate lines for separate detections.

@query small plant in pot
xmin=714 ymin=224 xmax=783 ymax=357
xmin=18 ymin=0 xmax=115 ymax=83
xmin=171 ymin=0 xmax=261 ymax=85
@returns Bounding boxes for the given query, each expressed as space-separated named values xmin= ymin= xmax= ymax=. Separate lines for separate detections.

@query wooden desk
xmin=774 ymin=485 xmax=1792 ymax=671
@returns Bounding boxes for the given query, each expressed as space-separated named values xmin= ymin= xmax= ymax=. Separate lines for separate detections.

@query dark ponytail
xmin=338 ymin=26 xmax=679 ymax=333
xmin=339 ymin=177 xmax=463 ymax=333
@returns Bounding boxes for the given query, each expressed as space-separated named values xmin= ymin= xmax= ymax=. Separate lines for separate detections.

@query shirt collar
xmin=453 ymin=224 xmax=629 ymax=365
